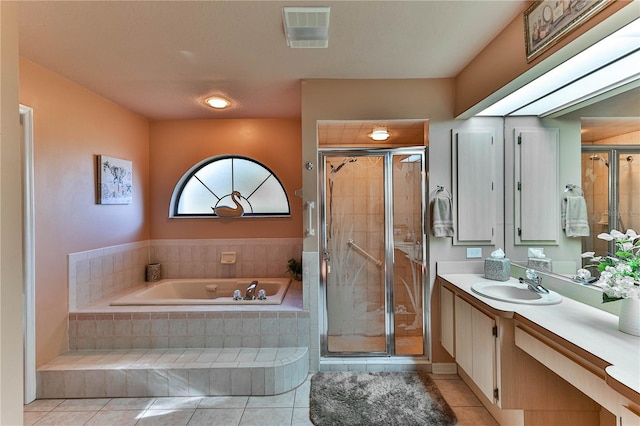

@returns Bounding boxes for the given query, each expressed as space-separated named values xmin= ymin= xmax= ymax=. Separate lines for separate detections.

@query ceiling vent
xmin=283 ymin=6 xmax=330 ymax=48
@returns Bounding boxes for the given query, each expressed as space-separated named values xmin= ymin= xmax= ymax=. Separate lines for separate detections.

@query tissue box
xmin=527 ymin=257 xmax=552 ymax=272
xmin=484 ymin=257 xmax=511 ymax=281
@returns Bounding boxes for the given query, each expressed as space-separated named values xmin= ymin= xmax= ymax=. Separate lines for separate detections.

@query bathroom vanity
xmin=437 ymin=261 xmax=640 ymax=426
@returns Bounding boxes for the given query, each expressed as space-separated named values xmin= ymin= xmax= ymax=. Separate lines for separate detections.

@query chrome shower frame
xmin=318 ymin=147 xmax=429 ymax=359
xmin=582 ymin=145 xmax=640 ymax=253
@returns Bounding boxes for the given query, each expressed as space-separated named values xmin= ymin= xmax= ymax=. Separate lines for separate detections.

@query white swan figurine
xmin=213 ymin=191 xmax=244 ymax=217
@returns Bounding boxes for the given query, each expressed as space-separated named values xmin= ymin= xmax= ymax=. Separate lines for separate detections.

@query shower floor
xmin=327 ymin=335 xmax=424 ymax=355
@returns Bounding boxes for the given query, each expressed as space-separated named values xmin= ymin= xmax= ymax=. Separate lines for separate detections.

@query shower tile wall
xmin=327 ymin=158 xmax=384 ymax=338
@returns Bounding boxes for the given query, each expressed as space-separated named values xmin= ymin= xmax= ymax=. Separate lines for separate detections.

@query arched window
xmin=170 ymin=155 xmax=290 ymax=218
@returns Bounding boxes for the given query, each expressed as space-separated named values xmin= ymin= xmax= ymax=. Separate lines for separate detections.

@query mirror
xmin=510 ymin=86 xmax=640 ymax=277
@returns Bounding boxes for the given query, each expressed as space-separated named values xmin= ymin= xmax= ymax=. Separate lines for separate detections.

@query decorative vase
xmin=145 ymin=263 xmax=161 ymax=282
xmin=618 ymin=298 xmax=640 ymax=337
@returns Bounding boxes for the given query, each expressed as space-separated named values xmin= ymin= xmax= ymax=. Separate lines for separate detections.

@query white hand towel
xmin=432 ymin=197 xmax=454 ymax=238
xmin=562 ymin=195 xmax=590 ymax=237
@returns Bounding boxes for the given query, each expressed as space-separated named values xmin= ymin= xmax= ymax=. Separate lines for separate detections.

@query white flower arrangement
xmin=582 ymin=229 xmax=640 ymax=302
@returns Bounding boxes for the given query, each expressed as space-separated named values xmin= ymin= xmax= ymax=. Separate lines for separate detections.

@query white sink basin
xmin=471 ymin=281 xmax=562 ymax=305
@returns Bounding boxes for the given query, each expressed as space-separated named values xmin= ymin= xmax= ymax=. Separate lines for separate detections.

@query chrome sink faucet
xmin=244 ymin=280 xmax=258 ymax=300
xmin=519 ymin=269 xmax=549 ymax=294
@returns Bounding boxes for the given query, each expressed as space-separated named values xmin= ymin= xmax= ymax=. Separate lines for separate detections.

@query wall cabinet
xmin=514 ymin=127 xmax=559 ymax=245
xmin=452 ymin=129 xmax=496 ymax=245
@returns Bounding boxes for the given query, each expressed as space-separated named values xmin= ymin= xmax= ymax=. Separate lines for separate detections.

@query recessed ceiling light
xmin=205 ymin=96 xmax=231 ymax=109
xmin=369 ymin=127 xmax=390 ymax=141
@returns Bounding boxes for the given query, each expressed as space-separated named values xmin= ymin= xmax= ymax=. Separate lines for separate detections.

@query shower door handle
xmin=323 ymin=251 xmax=331 ymax=273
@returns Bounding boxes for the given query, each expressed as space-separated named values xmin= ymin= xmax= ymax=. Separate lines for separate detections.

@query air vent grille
xmin=283 ymin=7 xmax=330 ymax=48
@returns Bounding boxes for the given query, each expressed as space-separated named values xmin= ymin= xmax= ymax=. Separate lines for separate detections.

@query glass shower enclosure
xmin=319 ymin=148 xmax=427 ymax=357
xmin=582 ymin=147 xmax=640 ymax=261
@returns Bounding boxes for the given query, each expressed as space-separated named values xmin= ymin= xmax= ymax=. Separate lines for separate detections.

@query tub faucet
xmin=244 ymin=280 xmax=258 ymax=300
xmin=519 ymin=269 xmax=549 ymax=294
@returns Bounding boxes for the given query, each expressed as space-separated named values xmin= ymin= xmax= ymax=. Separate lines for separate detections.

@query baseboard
xmin=431 ymin=362 xmax=457 ymax=374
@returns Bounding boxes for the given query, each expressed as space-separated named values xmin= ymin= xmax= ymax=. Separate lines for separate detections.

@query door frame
xmin=21 ymin=104 xmax=36 ymax=403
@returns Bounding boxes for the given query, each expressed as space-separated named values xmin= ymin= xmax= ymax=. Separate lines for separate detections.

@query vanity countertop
xmin=438 ymin=272 xmax=640 ymax=405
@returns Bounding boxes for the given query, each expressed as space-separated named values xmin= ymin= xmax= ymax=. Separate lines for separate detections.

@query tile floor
xmin=24 ymin=373 xmax=499 ymax=426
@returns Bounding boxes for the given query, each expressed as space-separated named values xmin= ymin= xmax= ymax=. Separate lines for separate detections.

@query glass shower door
xmin=320 ymin=149 xmax=427 ymax=357
xmin=618 ymin=152 xmax=639 ymax=233
xmin=323 ymin=154 xmax=387 ymax=354
xmin=582 ymin=148 xmax=640 ymax=262
xmin=392 ymin=153 xmax=425 ymax=356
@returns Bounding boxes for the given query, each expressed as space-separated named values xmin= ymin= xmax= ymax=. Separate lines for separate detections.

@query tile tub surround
xmin=37 ymin=347 xmax=309 ymax=399
xmin=69 ymin=241 xmax=150 ymax=311
xmin=149 ymin=238 xmax=303 ymax=281
xmin=69 ymin=238 xmax=303 ymax=310
xmin=68 ymin=310 xmax=311 ymax=351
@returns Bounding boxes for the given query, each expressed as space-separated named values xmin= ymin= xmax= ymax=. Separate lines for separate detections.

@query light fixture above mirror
xmin=477 ymin=17 xmax=640 ymax=117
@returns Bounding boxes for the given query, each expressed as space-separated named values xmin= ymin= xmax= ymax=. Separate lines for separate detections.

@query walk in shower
xmin=581 ymin=147 xmax=640 ymax=259
xmin=319 ymin=148 xmax=427 ymax=357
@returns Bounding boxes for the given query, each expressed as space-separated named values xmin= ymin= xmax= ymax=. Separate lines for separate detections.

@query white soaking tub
xmin=110 ymin=277 xmax=291 ymax=306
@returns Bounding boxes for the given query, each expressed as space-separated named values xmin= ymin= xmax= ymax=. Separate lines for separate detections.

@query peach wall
xmin=149 ymin=119 xmax=302 ymax=240
xmin=19 ymin=58 xmax=150 ymax=365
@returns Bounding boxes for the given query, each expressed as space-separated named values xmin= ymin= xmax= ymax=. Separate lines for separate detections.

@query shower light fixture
xmin=369 ymin=127 xmax=390 ymax=141
xmin=205 ymin=96 xmax=231 ymax=109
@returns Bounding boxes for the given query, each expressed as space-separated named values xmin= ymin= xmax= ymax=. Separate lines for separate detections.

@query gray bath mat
xmin=309 ymin=371 xmax=457 ymax=426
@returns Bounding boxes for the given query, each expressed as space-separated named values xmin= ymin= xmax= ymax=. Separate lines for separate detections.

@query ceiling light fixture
xmin=283 ymin=7 xmax=330 ymax=48
xmin=205 ymin=96 xmax=231 ymax=109
xmin=369 ymin=127 xmax=390 ymax=141
xmin=477 ymin=17 xmax=640 ymax=117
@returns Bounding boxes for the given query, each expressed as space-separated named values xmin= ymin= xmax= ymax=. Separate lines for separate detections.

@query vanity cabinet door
xmin=454 ymin=296 xmax=497 ymax=404
xmin=452 ymin=129 xmax=496 ymax=245
xmin=472 ymin=307 xmax=497 ymax=404
xmin=440 ymin=285 xmax=455 ymax=358
xmin=620 ymin=406 xmax=640 ymax=426
xmin=454 ymin=296 xmax=473 ymax=375
xmin=514 ymin=127 xmax=559 ymax=245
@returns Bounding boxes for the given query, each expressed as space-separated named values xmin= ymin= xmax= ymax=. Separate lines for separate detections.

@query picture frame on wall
xmin=524 ymin=0 xmax=611 ymax=62
xmin=97 ymin=155 xmax=133 ymax=204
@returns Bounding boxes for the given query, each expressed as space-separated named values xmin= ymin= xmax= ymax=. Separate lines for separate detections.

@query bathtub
xmin=110 ymin=277 xmax=291 ymax=306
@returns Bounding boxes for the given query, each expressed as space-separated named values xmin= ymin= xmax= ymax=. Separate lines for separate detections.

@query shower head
xmin=590 ymin=155 xmax=609 ymax=167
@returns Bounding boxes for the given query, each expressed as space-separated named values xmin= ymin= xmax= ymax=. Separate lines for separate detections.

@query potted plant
xmin=287 ymin=258 xmax=302 ymax=281
xmin=582 ymin=229 xmax=640 ymax=336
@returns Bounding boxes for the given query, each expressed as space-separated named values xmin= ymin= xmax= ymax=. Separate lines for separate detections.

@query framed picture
xmin=97 ymin=155 xmax=132 ymax=204
xmin=524 ymin=0 xmax=611 ymax=62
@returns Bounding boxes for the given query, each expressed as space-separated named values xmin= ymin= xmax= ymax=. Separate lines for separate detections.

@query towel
xmin=431 ymin=197 xmax=454 ymax=238
xmin=562 ymin=195 xmax=590 ymax=237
